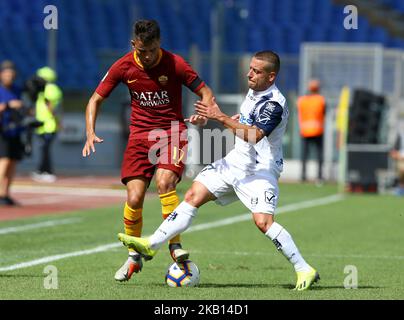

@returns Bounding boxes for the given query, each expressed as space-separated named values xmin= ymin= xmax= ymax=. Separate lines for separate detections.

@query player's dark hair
xmin=0 ymin=60 xmax=16 ymax=72
xmin=254 ymin=51 xmax=280 ymax=74
xmin=133 ymin=20 xmax=160 ymax=44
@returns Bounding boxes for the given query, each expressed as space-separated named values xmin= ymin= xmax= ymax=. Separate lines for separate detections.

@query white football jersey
xmin=225 ymin=83 xmax=289 ymax=175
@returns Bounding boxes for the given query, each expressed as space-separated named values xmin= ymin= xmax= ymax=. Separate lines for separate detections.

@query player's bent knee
xmin=184 ymin=188 xmax=204 ymax=207
xmin=254 ymin=220 xmax=268 ymax=233
xmin=126 ymin=194 xmax=145 ymax=209
xmin=253 ymin=213 xmax=274 ymax=233
xmin=184 ymin=189 xmax=198 ymax=205
xmin=156 ymin=180 xmax=176 ymax=194
xmin=184 ymin=183 xmax=213 ymax=208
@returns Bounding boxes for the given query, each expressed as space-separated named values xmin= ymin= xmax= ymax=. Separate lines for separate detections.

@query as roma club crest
xmin=158 ymin=75 xmax=168 ymax=86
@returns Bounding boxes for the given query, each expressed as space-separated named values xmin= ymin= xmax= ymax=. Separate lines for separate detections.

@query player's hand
xmin=8 ymin=99 xmax=23 ymax=109
xmin=231 ymin=113 xmax=240 ymax=121
xmin=82 ymin=132 xmax=104 ymax=157
xmin=194 ymin=97 xmax=225 ymax=120
xmin=184 ymin=114 xmax=208 ymax=126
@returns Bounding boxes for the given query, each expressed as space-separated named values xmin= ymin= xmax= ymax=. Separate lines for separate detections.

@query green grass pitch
xmin=0 ymin=182 xmax=403 ymax=300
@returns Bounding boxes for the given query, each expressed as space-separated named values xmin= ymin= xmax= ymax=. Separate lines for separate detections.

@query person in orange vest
xmin=296 ymin=79 xmax=326 ymax=183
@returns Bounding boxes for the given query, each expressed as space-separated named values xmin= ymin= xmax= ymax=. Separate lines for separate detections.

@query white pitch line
xmin=0 ymin=243 xmax=120 ymax=272
xmin=0 ymin=218 xmax=82 ymax=235
xmin=12 ymin=185 xmax=126 ymax=197
xmin=0 ymin=194 xmax=343 ymax=272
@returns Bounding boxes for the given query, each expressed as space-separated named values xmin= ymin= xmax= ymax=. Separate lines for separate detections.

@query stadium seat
xmin=369 ymin=27 xmax=389 ymax=45
xmin=248 ymin=28 xmax=266 ymax=53
xmin=1 ymin=0 xmax=402 ymax=90
xmin=388 ymin=37 xmax=404 ymax=49
xmin=327 ymin=26 xmax=348 ymax=42
xmin=392 ymin=0 xmax=404 ymax=12
xmin=284 ymin=25 xmax=305 ymax=53
xmin=305 ymin=25 xmax=328 ymax=42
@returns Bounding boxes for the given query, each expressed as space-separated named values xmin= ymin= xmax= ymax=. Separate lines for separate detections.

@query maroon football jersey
xmin=96 ymin=49 xmax=205 ymax=138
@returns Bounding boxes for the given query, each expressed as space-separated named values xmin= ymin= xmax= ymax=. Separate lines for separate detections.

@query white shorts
xmin=194 ymin=158 xmax=280 ymax=214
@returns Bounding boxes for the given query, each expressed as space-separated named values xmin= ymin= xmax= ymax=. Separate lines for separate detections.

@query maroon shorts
xmin=121 ymin=135 xmax=188 ymax=185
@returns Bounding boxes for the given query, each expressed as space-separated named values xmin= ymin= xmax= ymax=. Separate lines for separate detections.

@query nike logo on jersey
xmin=127 ymin=79 xmax=138 ymax=84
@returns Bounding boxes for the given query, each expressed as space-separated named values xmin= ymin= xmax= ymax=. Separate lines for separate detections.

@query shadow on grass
xmin=116 ymin=282 xmax=382 ymax=290
xmin=188 ymin=283 xmax=294 ymax=289
xmin=309 ymin=285 xmax=382 ymax=290
xmin=0 ymin=274 xmax=44 ymax=278
xmin=115 ymin=282 xmax=290 ymax=289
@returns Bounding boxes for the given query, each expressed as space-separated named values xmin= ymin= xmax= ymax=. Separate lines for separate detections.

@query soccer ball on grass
xmin=165 ymin=260 xmax=200 ymax=287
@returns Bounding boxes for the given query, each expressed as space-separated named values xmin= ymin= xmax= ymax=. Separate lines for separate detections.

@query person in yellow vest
xmin=296 ymin=79 xmax=326 ymax=184
xmin=31 ymin=67 xmax=62 ymax=183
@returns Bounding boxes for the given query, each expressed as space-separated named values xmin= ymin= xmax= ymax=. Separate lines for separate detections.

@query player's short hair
xmin=133 ymin=20 xmax=160 ymax=44
xmin=254 ymin=51 xmax=280 ymax=74
xmin=0 ymin=60 xmax=16 ymax=72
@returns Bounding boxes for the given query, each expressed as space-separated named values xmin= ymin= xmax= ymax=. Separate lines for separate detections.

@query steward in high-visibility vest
xmin=296 ymin=79 xmax=326 ymax=183
xmin=297 ymin=83 xmax=325 ymax=138
xmin=31 ymin=67 xmax=62 ymax=182
xmin=35 ymin=67 xmax=62 ymax=135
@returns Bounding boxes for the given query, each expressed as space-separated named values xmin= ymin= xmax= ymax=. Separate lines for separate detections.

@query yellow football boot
xmin=294 ymin=267 xmax=320 ymax=291
xmin=118 ymin=233 xmax=158 ymax=260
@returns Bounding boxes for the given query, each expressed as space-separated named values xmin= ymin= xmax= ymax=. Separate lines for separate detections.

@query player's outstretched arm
xmin=190 ymin=85 xmax=214 ymax=126
xmin=195 ymin=97 xmax=265 ymax=144
xmin=82 ymin=92 xmax=105 ymax=157
xmin=195 ymin=85 xmax=214 ymax=104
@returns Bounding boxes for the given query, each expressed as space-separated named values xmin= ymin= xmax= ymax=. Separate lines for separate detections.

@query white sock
xmin=128 ymin=251 xmax=141 ymax=258
xmin=265 ymin=222 xmax=311 ymax=272
xmin=149 ymin=201 xmax=197 ymax=250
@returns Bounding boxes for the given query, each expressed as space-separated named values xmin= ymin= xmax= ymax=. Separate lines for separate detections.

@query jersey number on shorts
xmin=172 ymin=146 xmax=185 ymax=167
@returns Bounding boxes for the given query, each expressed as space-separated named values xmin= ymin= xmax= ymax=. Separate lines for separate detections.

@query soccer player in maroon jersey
xmin=82 ymin=20 xmax=212 ymax=282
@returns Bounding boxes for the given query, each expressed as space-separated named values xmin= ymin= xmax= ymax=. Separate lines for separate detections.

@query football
xmin=165 ymin=260 xmax=200 ymax=287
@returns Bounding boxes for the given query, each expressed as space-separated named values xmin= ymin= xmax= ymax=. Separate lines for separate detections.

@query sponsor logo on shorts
xmin=264 ymin=191 xmax=276 ymax=204
xmin=251 ymin=197 xmax=258 ymax=206
xmin=172 ymin=146 xmax=186 ymax=168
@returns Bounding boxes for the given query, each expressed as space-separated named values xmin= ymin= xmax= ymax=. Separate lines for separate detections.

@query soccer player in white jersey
xmin=118 ymin=51 xmax=320 ymax=291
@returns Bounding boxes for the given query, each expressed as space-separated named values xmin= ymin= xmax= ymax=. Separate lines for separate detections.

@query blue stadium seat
xmin=305 ymin=25 xmax=328 ymax=42
xmin=1 ymin=0 xmax=402 ymax=90
xmin=284 ymin=25 xmax=305 ymax=53
xmin=220 ymin=62 xmax=239 ymax=93
xmin=392 ymin=0 xmax=404 ymax=12
xmin=312 ymin=0 xmax=333 ymax=24
xmin=327 ymin=26 xmax=348 ymax=42
xmin=388 ymin=37 xmax=404 ymax=49
xmin=345 ymin=17 xmax=369 ymax=43
xmin=368 ymin=26 xmax=389 ymax=45
xmin=247 ymin=28 xmax=266 ymax=53
xmin=264 ymin=25 xmax=286 ymax=53
xmin=273 ymin=0 xmax=293 ymax=25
